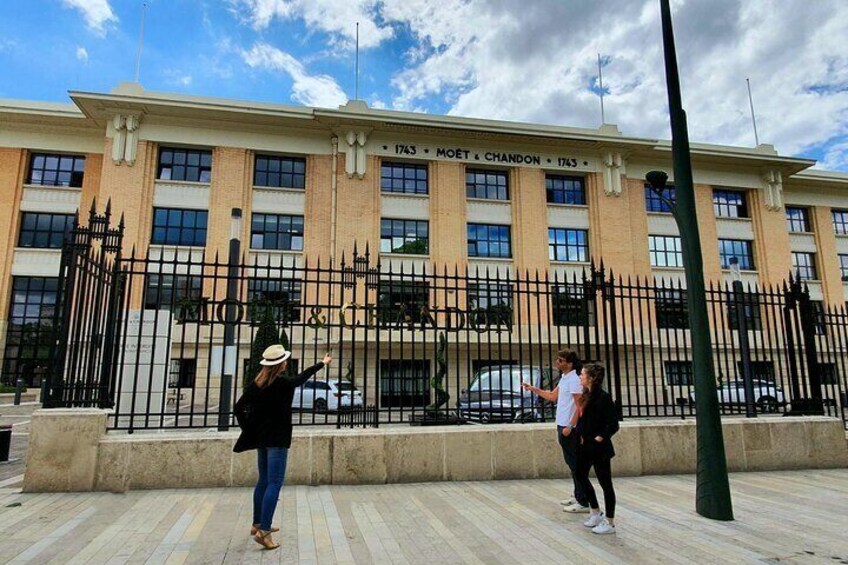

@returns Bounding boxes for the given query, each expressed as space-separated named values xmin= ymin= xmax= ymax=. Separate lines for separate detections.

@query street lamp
xmin=651 ymin=0 xmax=734 ymax=521
xmin=218 ymin=207 xmax=242 ymax=431
xmin=729 ymin=258 xmax=756 ymax=418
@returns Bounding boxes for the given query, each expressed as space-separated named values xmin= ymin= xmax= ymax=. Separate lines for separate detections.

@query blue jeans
xmin=557 ymin=426 xmax=587 ymax=506
xmin=253 ymin=447 xmax=289 ymax=531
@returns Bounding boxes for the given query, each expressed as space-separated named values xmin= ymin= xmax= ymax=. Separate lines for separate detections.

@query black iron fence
xmin=41 ymin=209 xmax=848 ymax=431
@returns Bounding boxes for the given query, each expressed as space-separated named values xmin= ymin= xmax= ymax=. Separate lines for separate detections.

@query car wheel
xmin=757 ymin=396 xmax=778 ymax=413
xmin=479 ymin=412 xmax=492 ymax=424
xmin=513 ymin=410 xmax=536 ymax=423
xmin=314 ymin=398 xmax=328 ymax=413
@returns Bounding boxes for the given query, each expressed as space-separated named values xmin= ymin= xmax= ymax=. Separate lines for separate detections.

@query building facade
xmin=2 ymin=82 xmax=848 ymax=422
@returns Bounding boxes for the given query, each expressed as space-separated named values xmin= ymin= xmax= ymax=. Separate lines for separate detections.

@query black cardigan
xmin=578 ymin=389 xmax=620 ymax=460
xmin=233 ymin=362 xmax=324 ymax=452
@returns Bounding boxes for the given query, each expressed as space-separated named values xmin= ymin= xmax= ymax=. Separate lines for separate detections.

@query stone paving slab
xmin=1 ymin=469 xmax=847 ymax=564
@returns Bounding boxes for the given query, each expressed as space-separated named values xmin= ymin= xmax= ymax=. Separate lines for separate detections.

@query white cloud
xmin=61 ymin=0 xmax=118 ymax=35
xmin=241 ymin=42 xmax=348 ymax=107
xmin=231 ymin=0 xmax=392 ymax=48
xmin=305 ymin=0 xmax=847 ymax=167
xmin=76 ymin=47 xmax=88 ymax=62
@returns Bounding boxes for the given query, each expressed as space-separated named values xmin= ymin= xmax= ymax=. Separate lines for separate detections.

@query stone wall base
xmin=23 ymin=411 xmax=848 ymax=493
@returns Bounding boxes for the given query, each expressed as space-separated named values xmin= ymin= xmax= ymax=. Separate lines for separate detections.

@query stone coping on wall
xmin=22 ymin=411 xmax=848 ymax=493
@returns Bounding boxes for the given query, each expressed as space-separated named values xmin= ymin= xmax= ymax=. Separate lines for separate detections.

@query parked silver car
xmin=690 ymin=379 xmax=785 ymax=412
xmin=293 ymin=380 xmax=364 ymax=412
xmin=458 ymin=365 xmax=554 ymax=423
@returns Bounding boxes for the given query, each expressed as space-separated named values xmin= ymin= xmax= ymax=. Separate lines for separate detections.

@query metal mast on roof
xmin=355 ymin=22 xmax=360 ymax=100
xmin=598 ymin=53 xmax=606 ymax=124
xmin=134 ymin=2 xmax=147 ymax=82
xmin=746 ymin=78 xmax=760 ymax=146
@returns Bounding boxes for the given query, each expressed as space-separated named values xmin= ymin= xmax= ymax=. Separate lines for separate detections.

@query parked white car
xmin=293 ymin=380 xmax=364 ymax=412
xmin=690 ymin=380 xmax=785 ymax=412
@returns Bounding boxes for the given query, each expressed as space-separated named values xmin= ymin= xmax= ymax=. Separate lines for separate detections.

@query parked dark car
xmin=457 ymin=365 xmax=554 ymax=423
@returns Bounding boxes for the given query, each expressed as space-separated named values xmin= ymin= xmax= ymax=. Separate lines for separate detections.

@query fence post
xmin=796 ymin=282 xmax=825 ymax=415
xmin=730 ymin=260 xmax=755 ymax=418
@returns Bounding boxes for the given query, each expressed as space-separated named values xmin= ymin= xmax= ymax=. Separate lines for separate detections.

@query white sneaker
xmin=583 ymin=512 xmax=604 ymax=528
xmin=591 ymin=519 xmax=616 ymax=535
xmin=563 ymin=503 xmax=591 ymax=513
xmin=560 ymin=497 xmax=577 ymax=506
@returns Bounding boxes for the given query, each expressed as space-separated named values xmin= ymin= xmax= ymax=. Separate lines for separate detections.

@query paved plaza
xmin=0 ymin=468 xmax=846 ymax=564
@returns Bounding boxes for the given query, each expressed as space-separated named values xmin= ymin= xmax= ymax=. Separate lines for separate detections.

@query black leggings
xmin=575 ymin=455 xmax=616 ymax=519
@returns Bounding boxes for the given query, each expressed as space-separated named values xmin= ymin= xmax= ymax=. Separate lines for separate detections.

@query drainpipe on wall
xmin=328 ymin=136 xmax=339 ymax=329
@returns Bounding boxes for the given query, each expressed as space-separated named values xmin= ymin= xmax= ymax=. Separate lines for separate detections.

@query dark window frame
xmin=169 ymin=359 xmax=197 ymax=388
xmin=786 ymin=207 xmax=811 ymax=233
xmin=728 ymin=292 xmax=762 ymax=331
xmin=17 ymin=212 xmax=75 ymax=249
xmin=377 ymin=280 xmax=430 ymax=326
xmin=648 ymin=235 xmax=683 ymax=268
xmin=833 ymin=209 xmax=848 ymax=235
xmin=656 ymin=289 xmax=689 ymax=329
xmin=26 ymin=152 xmax=85 ymax=188
xmin=718 ymin=239 xmax=755 ymax=270
xmin=664 ymin=361 xmax=694 ymax=386
xmin=645 ymin=183 xmax=676 ymax=213
xmin=548 ymin=228 xmax=589 ymax=262
xmin=143 ymin=274 xmax=204 ymax=320
xmin=380 ymin=218 xmax=429 ymax=255
xmin=250 ymin=213 xmax=304 ymax=251
xmin=2 ymin=276 xmax=58 ymax=387
xmin=545 ymin=174 xmax=585 ymax=205
xmin=379 ymin=359 xmax=431 ymax=408
xmin=467 ymin=283 xmax=514 ymax=327
xmin=466 ymin=169 xmax=509 ymax=200
xmin=791 ymin=251 xmax=818 ymax=280
xmin=151 ymin=207 xmax=208 ymax=247
xmin=551 ymin=284 xmax=594 ymax=327
xmin=380 ymin=161 xmax=429 ymax=195
xmin=713 ymin=189 xmax=749 ymax=218
xmin=467 ymin=223 xmax=511 ymax=258
xmin=253 ymin=154 xmax=306 ymax=189
xmin=157 ymin=147 xmax=213 ymax=183
xmin=247 ymin=278 xmax=302 ymax=323
xmin=840 ymin=254 xmax=848 ymax=281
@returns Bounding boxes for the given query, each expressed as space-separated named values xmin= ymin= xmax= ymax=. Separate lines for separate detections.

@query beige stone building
xmin=2 ymin=82 xmax=847 ymax=418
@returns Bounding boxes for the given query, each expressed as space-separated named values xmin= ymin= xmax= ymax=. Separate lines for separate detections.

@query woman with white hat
xmin=234 ymin=344 xmax=332 ymax=550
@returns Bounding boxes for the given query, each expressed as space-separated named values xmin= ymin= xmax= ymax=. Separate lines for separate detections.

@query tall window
xmin=786 ymin=207 xmax=811 ymax=233
xmin=151 ymin=208 xmax=208 ymax=246
xmin=664 ymin=361 xmax=693 ymax=386
xmin=718 ymin=239 xmax=754 ymax=270
xmin=247 ymin=278 xmax=302 ymax=322
xmin=656 ymin=289 xmax=689 ymax=329
xmin=169 ymin=359 xmax=197 ymax=388
xmin=2 ymin=277 xmax=58 ymax=387
xmin=466 ymin=169 xmax=508 ymax=200
xmin=546 ymin=175 xmax=585 ymax=205
xmin=157 ymin=147 xmax=212 ymax=183
xmin=810 ymin=301 xmax=826 ymax=335
xmin=840 ymin=254 xmax=848 ymax=281
xmin=18 ymin=212 xmax=75 ymax=249
xmin=27 ymin=153 xmax=85 ymax=188
xmin=551 ymin=284 xmax=594 ymax=327
xmin=548 ymin=229 xmax=588 ymax=262
xmin=791 ymin=251 xmax=818 ymax=280
xmin=728 ymin=292 xmax=762 ymax=331
xmin=648 ymin=235 xmax=683 ymax=268
xmin=380 ymin=219 xmax=429 ymax=254
xmin=645 ymin=183 xmax=676 ymax=213
xmin=377 ymin=281 xmax=430 ymax=325
xmin=143 ymin=275 xmax=203 ymax=317
xmin=468 ymin=224 xmax=511 ymax=258
xmin=381 ymin=162 xmax=428 ymax=194
xmin=467 ymin=283 xmax=513 ymax=326
xmin=833 ymin=209 xmax=848 ymax=235
xmin=250 ymin=213 xmax=304 ymax=251
xmin=254 ymin=155 xmax=306 ymax=189
xmin=713 ymin=189 xmax=748 ymax=218
xmin=379 ymin=360 xmax=430 ymax=408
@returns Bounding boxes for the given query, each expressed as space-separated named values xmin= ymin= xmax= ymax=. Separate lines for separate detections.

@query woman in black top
xmin=574 ymin=363 xmax=620 ymax=535
xmin=233 ymin=345 xmax=332 ymax=550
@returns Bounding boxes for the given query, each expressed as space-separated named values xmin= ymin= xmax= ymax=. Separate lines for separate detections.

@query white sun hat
xmin=259 ymin=344 xmax=292 ymax=366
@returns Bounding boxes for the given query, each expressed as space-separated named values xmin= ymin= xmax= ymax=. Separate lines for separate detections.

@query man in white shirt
xmin=521 ymin=350 xmax=589 ymax=512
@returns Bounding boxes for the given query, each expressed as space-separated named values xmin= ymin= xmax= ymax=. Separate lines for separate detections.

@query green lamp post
xmin=645 ymin=0 xmax=734 ymax=520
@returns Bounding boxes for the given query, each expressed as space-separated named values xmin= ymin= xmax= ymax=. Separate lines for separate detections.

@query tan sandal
xmin=250 ymin=524 xmax=279 ymax=536
xmin=253 ymin=529 xmax=280 ymax=550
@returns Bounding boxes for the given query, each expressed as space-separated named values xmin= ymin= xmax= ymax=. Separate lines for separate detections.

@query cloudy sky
xmin=1 ymin=0 xmax=846 ymax=170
